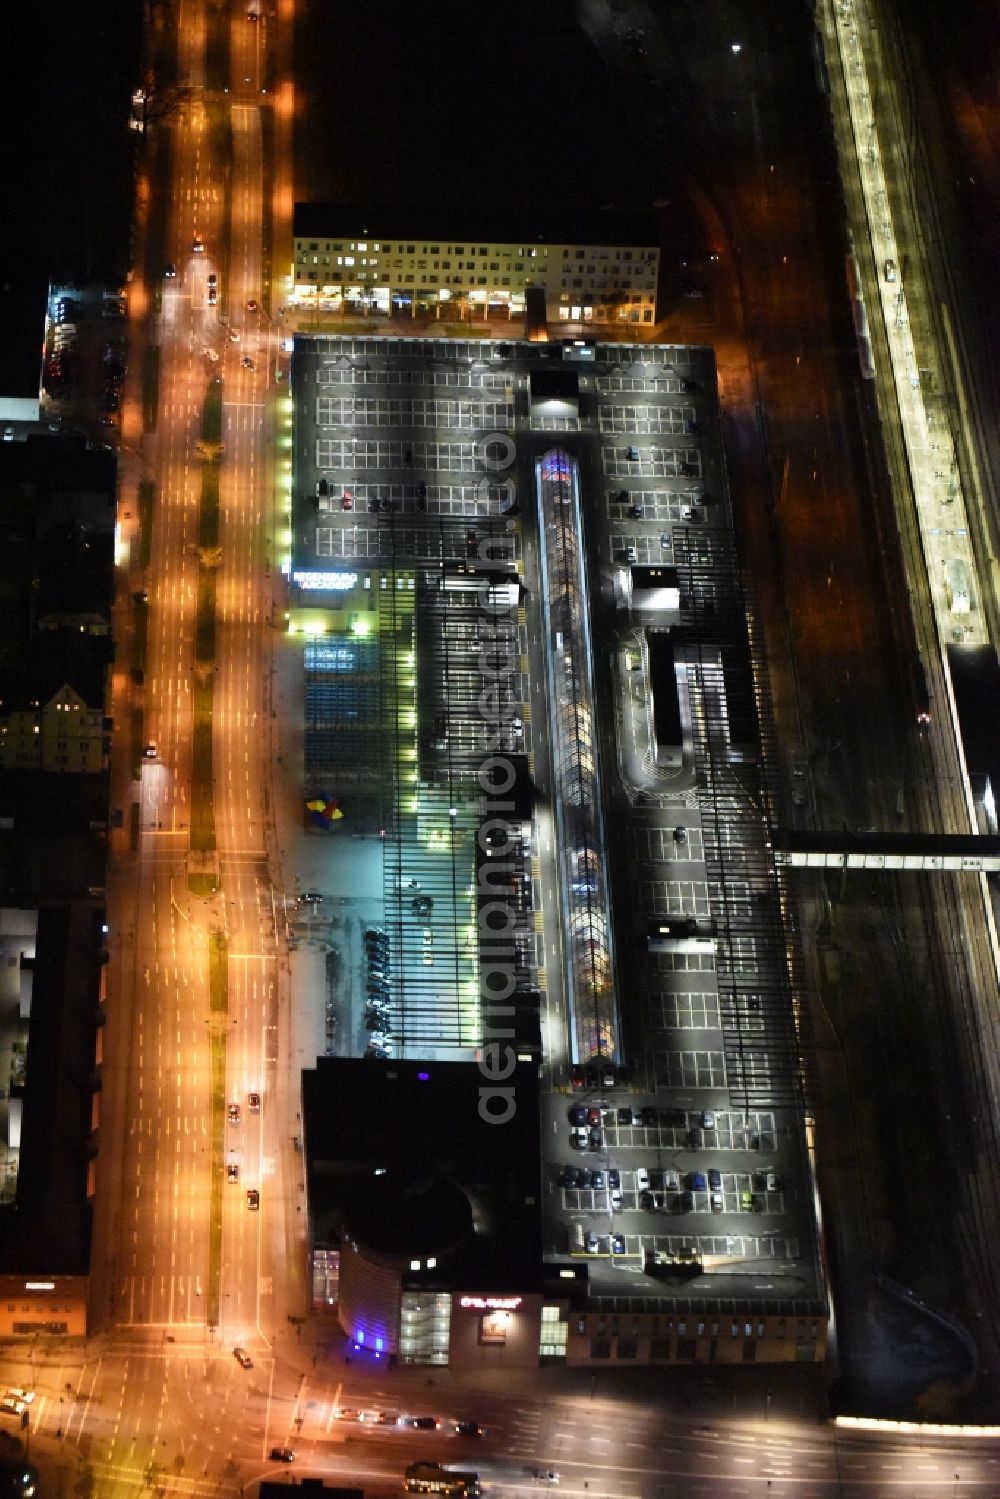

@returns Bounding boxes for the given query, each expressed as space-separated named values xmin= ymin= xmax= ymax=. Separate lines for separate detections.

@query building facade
xmin=291 ymin=205 xmax=659 ymax=325
xmin=0 ymin=685 xmax=109 ymax=773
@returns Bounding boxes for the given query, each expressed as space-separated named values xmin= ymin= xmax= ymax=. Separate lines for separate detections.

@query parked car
xmin=558 ymin=1166 xmax=578 ymax=1189
xmin=590 ymin=1169 xmax=604 ymax=1191
xmin=269 ymin=1448 xmax=295 ymax=1463
xmin=570 ymin=1127 xmax=588 ymax=1151
xmin=233 ymin=1346 xmax=253 ymax=1368
xmin=707 ymin=1168 xmax=722 ymax=1190
xmin=635 ymin=1167 xmax=650 ymax=1192
xmin=611 ymin=1233 xmax=626 ymax=1254
xmin=569 ymin=1105 xmax=588 ymax=1126
xmin=248 ymin=1092 xmax=261 ymax=1112
xmin=228 ymin=1102 xmax=240 ymax=1123
xmin=588 ymin=1125 xmax=603 ymax=1151
xmin=688 ymin=1171 xmax=707 ymax=1192
xmin=246 ymin=1188 xmax=259 ymax=1210
xmin=227 ymin=1162 xmax=239 ymax=1183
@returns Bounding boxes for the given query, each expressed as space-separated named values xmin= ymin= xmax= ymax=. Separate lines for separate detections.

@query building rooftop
xmin=294 ymin=201 xmax=659 ymax=249
xmin=303 ymin=1057 xmax=543 ymax=1293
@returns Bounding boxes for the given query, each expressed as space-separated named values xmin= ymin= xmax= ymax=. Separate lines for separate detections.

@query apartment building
xmin=291 ymin=204 xmax=659 ymax=325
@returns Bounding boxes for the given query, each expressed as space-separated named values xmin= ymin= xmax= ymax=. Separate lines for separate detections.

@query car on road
xmin=246 ymin=1188 xmax=259 ymax=1210
xmin=143 ymin=741 xmax=158 ymax=758
xmin=298 ymin=891 xmax=323 ymax=904
xmin=241 ymin=356 xmax=254 ymax=369
xmin=454 ymin=1421 xmax=484 ymax=1437
xmin=247 ymin=298 xmax=258 ymax=310
xmin=535 ymin=1471 xmax=560 ymax=1484
xmin=192 ymin=236 xmax=206 ymax=253
xmin=269 ymin=1448 xmax=295 ymax=1463
xmin=164 ymin=263 xmax=177 ymax=278
xmin=205 ymin=347 xmax=219 ymax=361
xmin=208 ymin=286 xmax=217 ymax=305
xmin=227 ymin=1163 xmax=239 ymax=1183
xmin=248 ymin=1091 xmax=260 ymax=1112
xmin=228 ymin=328 xmax=240 ymax=342
xmin=409 ymin=1416 xmax=439 ymax=1429
xmin=233 ymin=1347 xmax=253 ymax=1369
xmin=228 ymin=1102 xmax=240 ymax=1123
xmin=883 ymin=258 xmax=897 ymax=282
xmin=208 ymin=273 xmax=217 ymax=285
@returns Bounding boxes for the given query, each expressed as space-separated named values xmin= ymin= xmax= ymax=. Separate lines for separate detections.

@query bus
xmin=404 ymin=1464 xmax=481 ymax=1498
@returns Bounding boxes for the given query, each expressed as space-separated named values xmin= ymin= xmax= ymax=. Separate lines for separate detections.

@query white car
xmin=635 ymin=1167 xmax=650 ymax=1192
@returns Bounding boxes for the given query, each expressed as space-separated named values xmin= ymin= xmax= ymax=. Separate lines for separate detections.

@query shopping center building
xmin=288 ymin=333 xmax=829 ymax=1368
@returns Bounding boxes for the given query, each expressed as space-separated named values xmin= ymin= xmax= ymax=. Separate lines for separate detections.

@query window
xmin=590 ymin=1339 xmax=612 ymax=1359
xmin=616 ymin=1340 xmax=637 ymax=1359
xmin=383 ymin=243 xmax=392 ymax=252
xmin=575 ymin=250 xmax=585 ymax=260
xmin=430 ymin=245 xmax=440 ymax=254
xmin=309 ymin=241 xmax=318 ymax=251
xmin=479 ymin=247 xmax=488 ymax=255
xmin=514 ymin=263 xmax=523 ymax=272
xmin=455 ymin=246 xmax=465 ymax=255
xmin=650 ymin=1338 xmax=671 ymax=1360
xmin=443 ymin=261 xmax=451 ymax=269
xmin=407 ymin=245 xmax=415 ymax=254
xmin=675 ymin=1338 xmax=697 ymax=1361
xmin=490 ymin=263 xmax=499 ymax=271
xmin=478 ymin=277 xmax=487 ymax=285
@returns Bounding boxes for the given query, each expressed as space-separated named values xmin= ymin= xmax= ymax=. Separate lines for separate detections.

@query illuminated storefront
xmin=290 ymin=205 xmax=659 ymax=326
